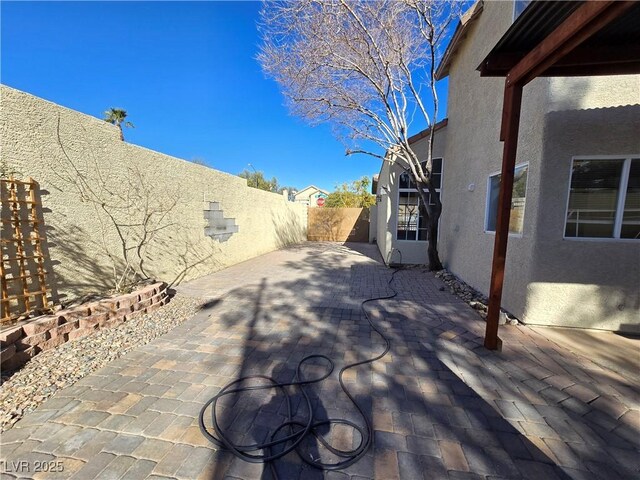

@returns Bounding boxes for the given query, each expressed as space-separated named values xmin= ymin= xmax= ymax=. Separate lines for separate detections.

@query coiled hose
xmin=198 ymin=267 xmax=400 ymax=478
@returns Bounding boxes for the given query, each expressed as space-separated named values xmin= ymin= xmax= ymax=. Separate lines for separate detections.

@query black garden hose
xmin=198 ymin=266 xmax=401 ymax=478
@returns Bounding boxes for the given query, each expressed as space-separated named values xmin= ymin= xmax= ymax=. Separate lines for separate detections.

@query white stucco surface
xmin=1 ymin=85 xmax=307 ymax=303
xmin=375 ymin=129 xmax=448 ymax=265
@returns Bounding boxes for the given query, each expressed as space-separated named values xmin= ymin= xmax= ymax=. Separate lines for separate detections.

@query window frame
xmin=396 ymin=158 xmax=444 ymax=242
xmin=484 ymin=162 xmax=529 ymax=238
xmin=563 ymin=155 xmax=640 ymax=242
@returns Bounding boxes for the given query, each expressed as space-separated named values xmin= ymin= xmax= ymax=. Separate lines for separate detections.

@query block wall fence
xmin=0 ymin=85 xmax=308 ymax=305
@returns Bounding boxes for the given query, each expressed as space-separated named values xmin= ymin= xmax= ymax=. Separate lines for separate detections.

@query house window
xmin=565 ymin=157 xmax=640 ymax=239
xmin=486 ymin=164 xmax=528 ymax=235
xmin=397 ymin=158 xmax=443 ymax=241
xmin=513 ymin=0 xmax=531 ymax=21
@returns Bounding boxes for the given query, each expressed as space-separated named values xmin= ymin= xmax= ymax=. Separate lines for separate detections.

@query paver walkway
xmin=1 ymin=243 xmax=638 ymax=479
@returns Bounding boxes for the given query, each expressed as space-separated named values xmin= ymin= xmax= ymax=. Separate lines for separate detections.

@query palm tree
xmin=103 ymin=108 xmax=134 ymax=141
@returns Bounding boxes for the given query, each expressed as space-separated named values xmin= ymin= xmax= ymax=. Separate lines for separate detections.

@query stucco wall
xmin=375 ymin=162 xmax=394 ymax=263
xmin=437 ymin=2 xmax=640 ymax=332
xmin=527 ymin=104 xmax=640 ymax=332
xmin=438 ymin=1 xmax=547 ymax=319
xmin=377 ymin=129 xmax=448 ymax=265
xmin=0 ymin=85 xmax=307 ymax=303
xmin=369 ymin=204 xmax=377 ymax=243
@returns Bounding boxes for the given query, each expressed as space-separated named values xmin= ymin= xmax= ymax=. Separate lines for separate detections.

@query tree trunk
xmin=416 ymin=181 xmax=444 ymax=271
xmin=118 ymin=124 xmax=124 ymax=141
xmin=426 ymin=206 xmax=443 ymax=271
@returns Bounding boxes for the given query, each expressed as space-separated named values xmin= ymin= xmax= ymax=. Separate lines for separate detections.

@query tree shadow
xmin=45 ymin=223 xmax=115 ymax=304
xmin=176 ymin=243 xmax=639 ymax=479
xmin=271 ymin=209 xmax=307 ymax=248
xmin=201 ymin=277 xmax=342 ymax=479
xmin=307 ymin=208 xmax=371 ymax=243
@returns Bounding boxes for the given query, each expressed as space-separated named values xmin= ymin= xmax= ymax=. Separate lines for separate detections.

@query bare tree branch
xmin=258 ymin=0 xmax=461 ymax=269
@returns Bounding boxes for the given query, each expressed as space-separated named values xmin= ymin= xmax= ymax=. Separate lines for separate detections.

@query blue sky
xmin=1 ymin=1 xmax=448 ymax=192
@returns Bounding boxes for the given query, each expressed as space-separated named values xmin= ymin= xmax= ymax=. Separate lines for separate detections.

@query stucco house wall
xmin=437 ymin=1 xmax=547 ymax=319
xmin=526 ymin=102 xmax=640 ymax=331
xmin=438 ymin=2 xmax=640 ymax=332
xmin=375 ymin=127 xmax=447 ymax=265
xmin=375 ymin=1 xmax=639 ymax=332
xmin=375 ymin=162 xmax=393 ymax=263
xmin=0 ymin=85 xmax=307 ymax=303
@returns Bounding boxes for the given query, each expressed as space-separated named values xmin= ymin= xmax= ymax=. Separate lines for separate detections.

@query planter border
xmin=0 ymin=282 xmax=168 ymax=372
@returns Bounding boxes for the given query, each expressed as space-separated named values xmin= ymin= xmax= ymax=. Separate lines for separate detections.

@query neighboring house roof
xmin=435 ymin=0 xmax=484 ymax=81
xmin=294 ymin=185 xmax=329 ymax=197
xmin=407 ymin=118 xmax=449 ymax=145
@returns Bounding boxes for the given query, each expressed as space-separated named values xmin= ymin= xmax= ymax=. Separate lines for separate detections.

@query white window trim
xmin=484 ymin=162 xmax=529 ymax=238
xmin=396 ymin=158 xmax=444 ymax=242
xmin=563 ymin=155 xmax=640 ymax=242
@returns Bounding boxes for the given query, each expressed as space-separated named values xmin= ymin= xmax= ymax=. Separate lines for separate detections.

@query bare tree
xmin=52 ymin=115 xmax=216 ymax=294
xmin=259 ymin=0 xmax=460 ymax=270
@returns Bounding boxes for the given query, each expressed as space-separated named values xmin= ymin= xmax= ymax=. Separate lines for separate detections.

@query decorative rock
xmin=0 ymin=294 xmax=202 ymax=432
xmin=435 ymin=269 xmax=521 ymax=325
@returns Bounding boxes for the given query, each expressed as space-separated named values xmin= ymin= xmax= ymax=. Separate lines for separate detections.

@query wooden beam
xmin=481 ymin=45 xmax=640 ymax=77
xmin=485 ymin=83 xmax=523 ymax=351
xmin=507 ymin=1 xmax=636 ymax=87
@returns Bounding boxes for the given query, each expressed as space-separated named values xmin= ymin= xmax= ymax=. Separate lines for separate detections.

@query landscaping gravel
xmin=0 ymin=294 xmax=204 ymax=432
xmin=435 ymin=269 xmax=520 ymax=325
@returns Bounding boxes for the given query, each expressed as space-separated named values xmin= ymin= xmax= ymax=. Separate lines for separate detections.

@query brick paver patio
xmin=1 ymin=243 xmax=638 ymax=479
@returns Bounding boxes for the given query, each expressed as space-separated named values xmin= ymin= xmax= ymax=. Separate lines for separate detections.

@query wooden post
xmin=0 ymin=181 xmax=8 ymax=323
xmin=28 ymin=178 xmax=49 ymax=309
xmin=9 ymin=178 xmax=32 ymax=315
xmin=484 ymin=82 xmax=523 ymax=351
xmin=0 ymin=177 xmax=53 ymax=324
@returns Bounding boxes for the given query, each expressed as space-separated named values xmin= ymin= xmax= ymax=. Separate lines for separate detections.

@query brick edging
xmin=0 ymin=282 xmax=168 ymax=372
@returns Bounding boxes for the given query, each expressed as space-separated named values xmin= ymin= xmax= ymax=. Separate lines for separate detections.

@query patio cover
xmin=476 ymin=1 xmax=640 ymax=350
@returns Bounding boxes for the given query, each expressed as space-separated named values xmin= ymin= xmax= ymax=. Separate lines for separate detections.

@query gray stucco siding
xmin=524 ymin=105 xmax=640 ymax=332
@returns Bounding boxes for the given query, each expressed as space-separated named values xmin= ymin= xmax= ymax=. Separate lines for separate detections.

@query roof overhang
xmin=435 ymin=1 xmax=484 ymax=81
xmin=478 ymin=1 xmax=640 ymax=79
xmin=407 ymin=118 xmax=448 ymax=145
xmin=479 ymin=0 xmax=640 ymax=351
